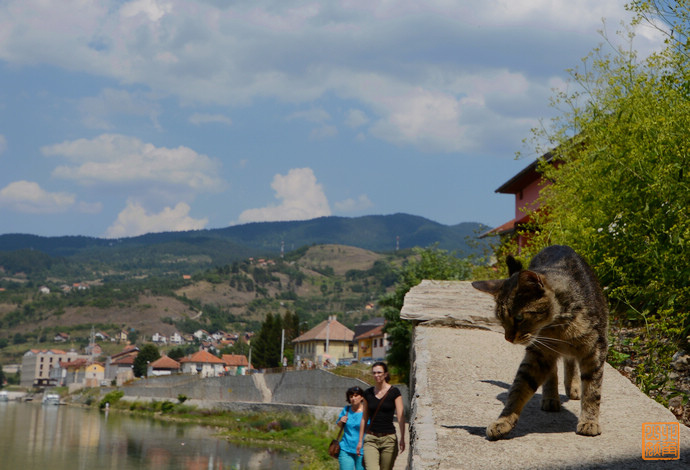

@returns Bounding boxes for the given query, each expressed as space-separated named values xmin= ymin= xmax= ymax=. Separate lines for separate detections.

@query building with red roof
xmin=179 ymin=350 xmax=226 ymax=377
xmin=149 ymin=355 xmax=181 ymax=376
xmin=292 ymin=316 xmax=355 ymax=367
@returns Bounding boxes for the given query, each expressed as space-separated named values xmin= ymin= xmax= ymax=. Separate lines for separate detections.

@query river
xmin=0 ymin=400 xmax=296 ymax=469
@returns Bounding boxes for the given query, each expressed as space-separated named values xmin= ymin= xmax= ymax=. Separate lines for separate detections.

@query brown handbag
xmin=328 ymin=406 xmax=348 ymax=458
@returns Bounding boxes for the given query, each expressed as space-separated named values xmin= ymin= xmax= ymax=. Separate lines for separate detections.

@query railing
xmin=247 ymin=365 xmax=375 ymax=385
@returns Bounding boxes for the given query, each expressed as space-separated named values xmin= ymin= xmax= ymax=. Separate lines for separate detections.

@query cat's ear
xmin=517 ymin=270 xmax=545 ymax=294
xmin=506 ymin=255 xmax=523 ymax=276
xmin=471 ymin=279 xmax=505 ymax=297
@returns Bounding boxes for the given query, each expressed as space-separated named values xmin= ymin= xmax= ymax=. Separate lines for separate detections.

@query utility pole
xmin=280 ymin=329 xmax=285 ymax=368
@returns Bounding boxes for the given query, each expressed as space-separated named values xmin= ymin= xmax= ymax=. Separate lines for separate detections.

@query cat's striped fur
xmin=472 ymin=245 xmax=608 ymax=440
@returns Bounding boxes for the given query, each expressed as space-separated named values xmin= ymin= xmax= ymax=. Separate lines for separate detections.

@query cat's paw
xmin=576 ymin=421 xmax=601 ymax=436
xmin=566 ymin=384 xmax=581 ymax=400
xmin=541 ymin=398 xmax=561 ymax=412
xmin=486 ymin=418 xmax=515 ymax=440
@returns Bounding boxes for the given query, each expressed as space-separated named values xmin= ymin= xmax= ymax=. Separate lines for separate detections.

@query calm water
xmin=0 ymin=401 xmax=295 ymax=469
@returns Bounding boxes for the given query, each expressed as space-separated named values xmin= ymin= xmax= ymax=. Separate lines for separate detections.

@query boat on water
xmin=0 ymin=391 xmax=8 ymax=402
xmin=42 ymin=393 xmax=61 ymax=405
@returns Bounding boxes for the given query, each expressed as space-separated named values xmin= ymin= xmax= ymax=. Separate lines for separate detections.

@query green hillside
xmin=0 ymin=244 xmax=420 ymax=364
xmin=0 ymin=214 xmax=488 ymax=279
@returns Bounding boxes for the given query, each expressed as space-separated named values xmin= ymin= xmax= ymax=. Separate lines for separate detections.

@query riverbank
xmin=86 ymin=389 xmax=340 ymax=469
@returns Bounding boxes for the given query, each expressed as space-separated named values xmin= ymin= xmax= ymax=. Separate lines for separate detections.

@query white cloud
xmin=345 ymin=109 xmax=369 ymax=128
xmin=189 ymin=112 xmax=232 ymax=126
xmin=238 ymin=168 xmax=331 ymax=223
xmin=104 ymin=200 xmax=207 ymax=238
xmin=41 ymin=134 xmax=224 ymax=191
xmin=309 ymin=125 xmax=337 ymax=140
xmin=334 ymin=194 xmax=372 ymax=213
xmin=0 ymin=180 xmax=75 ymax=214
xmin=287 ymin=108 xmax=331 ymax=123
xmin=120 ymin=0 xmax=172 ymax=22
xmin=0 ymin=0 xmax=662 ymax=154
xmin=79 ymin=88 xmax=161 ymax=130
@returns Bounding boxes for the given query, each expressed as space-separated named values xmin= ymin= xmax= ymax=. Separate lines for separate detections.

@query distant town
xmin=16 ymin=315 xmax=389 ymax=391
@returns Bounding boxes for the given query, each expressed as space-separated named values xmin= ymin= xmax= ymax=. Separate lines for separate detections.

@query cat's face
xmin=473 ymin=270 xmax=555 ymax=344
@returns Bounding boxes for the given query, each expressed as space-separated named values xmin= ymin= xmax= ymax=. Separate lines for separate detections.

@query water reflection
xmin=0 ymin=401 xmax=294 ymax=469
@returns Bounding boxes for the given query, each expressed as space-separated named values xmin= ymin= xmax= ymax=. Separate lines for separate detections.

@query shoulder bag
xmin=328 ymin=406 xmax=349 ymax=459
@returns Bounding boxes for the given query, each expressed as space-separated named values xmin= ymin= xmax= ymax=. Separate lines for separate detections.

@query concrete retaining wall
xmin=119 ymin=369 xmax=409 ymax=413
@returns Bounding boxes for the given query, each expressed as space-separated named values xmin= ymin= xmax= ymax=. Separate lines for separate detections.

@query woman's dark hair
xmin=372 ymin=361 xmax=390 ymax=382
xmin=346 ymin=386 xmax=364 ymax=403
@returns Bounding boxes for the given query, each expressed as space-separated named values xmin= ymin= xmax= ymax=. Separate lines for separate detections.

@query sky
xmin=0 ymin=0 xmax=663 ymax=239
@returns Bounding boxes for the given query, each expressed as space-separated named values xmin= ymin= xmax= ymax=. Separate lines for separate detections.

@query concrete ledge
xmin=401 ymin=280 xmax=501 ymax=333
xmin=404 ymin=280 xmax=690 ymax=469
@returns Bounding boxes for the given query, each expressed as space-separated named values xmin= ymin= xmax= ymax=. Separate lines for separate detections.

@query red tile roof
xmin=222 ymin=354 xmax=249 ymax=367
xmin=150 ymin=355 xmax=181 ymax=370
xmin=355 ymin=324 xmax=384 ymax=341
xmin=179 ymin=350 xmax=225 ymax=364
xmin=111 ymin=354 xmax=136 ymax=366
xmin=293 ymin=319 xmax=354 ymax=343
xmin=60 ymin=358 xmax=89 ymax=369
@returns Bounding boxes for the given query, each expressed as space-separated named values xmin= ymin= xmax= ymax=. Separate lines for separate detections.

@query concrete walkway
xmin=402 ymin=280 xmax=690 ymax=469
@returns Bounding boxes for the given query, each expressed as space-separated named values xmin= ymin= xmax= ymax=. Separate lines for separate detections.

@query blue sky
xmin=0 ymin=0 xmax=661 ymax=238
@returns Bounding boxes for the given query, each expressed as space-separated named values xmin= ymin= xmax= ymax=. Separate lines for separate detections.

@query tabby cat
xmin=472 ymin=245 xmax=608 ymax=440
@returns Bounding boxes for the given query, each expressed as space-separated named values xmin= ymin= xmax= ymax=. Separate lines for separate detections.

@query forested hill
xmin=0 ymin=214 xmax=489 ymax=275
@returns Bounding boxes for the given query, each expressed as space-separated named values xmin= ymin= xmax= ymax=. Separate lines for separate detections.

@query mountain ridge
xmin=0 ymin=213 xmax=489 ymax=265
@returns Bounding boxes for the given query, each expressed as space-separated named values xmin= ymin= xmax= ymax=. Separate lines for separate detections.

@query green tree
xmin=517 ymin=3 xmax=690 ymax=397
xmin=133 ymin=344 xmax=161 ymax=378
xmin=251 ymin=313 xmax=283 ymax=368
xmin=379 ymin=246 xmax=472 ymax=384
xmin=0 ymin=364 xmax=5 ymax=389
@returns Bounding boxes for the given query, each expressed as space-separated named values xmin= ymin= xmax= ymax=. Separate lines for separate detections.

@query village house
xmin=85 ymin=342 xmax=102 ymax=357
xmin=151 ymin=332 xmax=167 ymax=344
xmin=193 ymin=329 xmax=210 ymax=341
xmin=169 ymin=332 xmax=184 ymax=345
xmin=148 ymin=355 xmax=181 ymax=376
xmin=21 ymin=348 xmax=85 ymax=388
xmin=53 ymin=332 xmax=70 ymax=343
xmin=481 ymin=153 xmax=556 ymax=249
xmin=104 ymin=345 xmax=139 ymax=385
xmin=84 ymin=363 xmax=105 ymax=388
xmin=354 ymin=324 xmax=389 ymax=361
xmin=115 ymin=330 xmax=128 ymax=344
xmin=222 ymin=354 xmax=249 ymax=375
xmin=94 ymin=331 xmax=111 ymax=342
xmin=55 ymin=358 xmax=89 ymax=391
xmin=292 ymin=316 xmax=355 ymax=367
xmin=179 ymin=350 xmax=226 ymax=377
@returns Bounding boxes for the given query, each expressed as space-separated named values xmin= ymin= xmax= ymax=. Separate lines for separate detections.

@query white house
xmin=179 ymin=350 xmax=225 ymax=377
xmin=193 ymin=329 xmax=210 ymax=341
xmin=151 ymin=332 xmax=167 ymax=344
xmin=169 ymin=332 xmax=183 ymax=344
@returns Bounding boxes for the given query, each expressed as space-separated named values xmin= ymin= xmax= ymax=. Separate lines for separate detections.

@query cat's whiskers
xmin=528 ymin=337 xmax=561 ymax=354
xmin=533 ymin=335 xmax=571 ymax=345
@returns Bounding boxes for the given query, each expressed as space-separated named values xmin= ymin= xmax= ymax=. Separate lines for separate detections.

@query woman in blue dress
xmin=336 ymin=386 xmax=365 ymax=470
